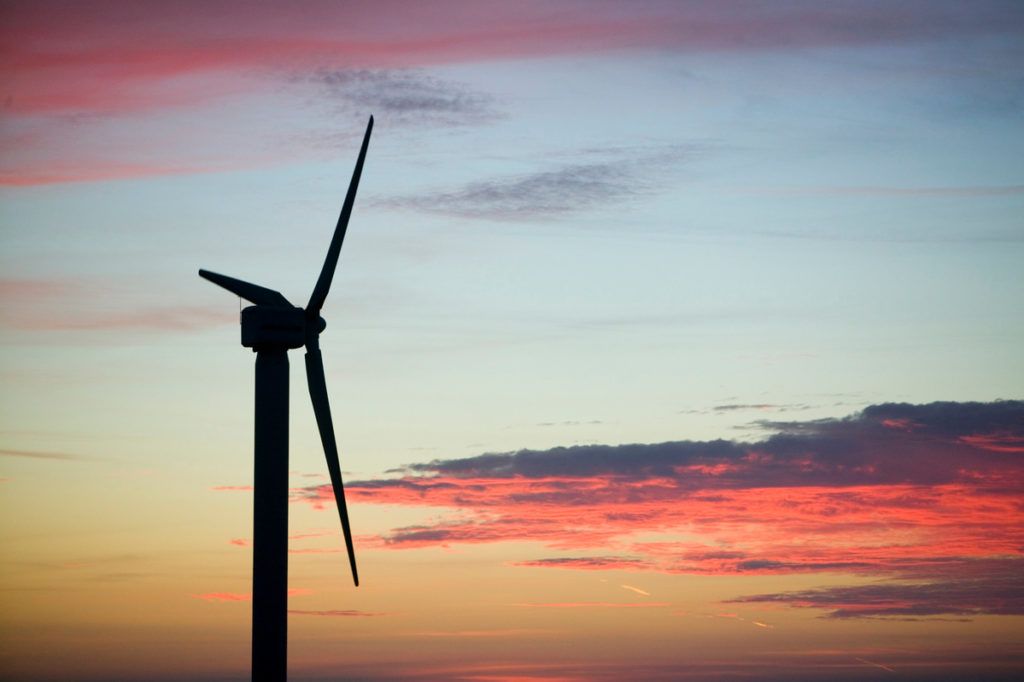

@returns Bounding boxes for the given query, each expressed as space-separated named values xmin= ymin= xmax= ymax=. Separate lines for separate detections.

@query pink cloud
xmin=0 ymin=160 xmax=244 ymax=187
xmin=511 ymin=602 xmax=669 ymax=609
xmin=412 ymin=629 xmax=549 ymax=638
xmin=6 ymin=0 xmax=1015 ymax=113
xmin=193 ymin=592 xmax=250 ymax=602
xmin=0 ymin=278 xmax=76 ymax=298
xmin=193 ymin=587 xmax=310 ymax=602
xmin=288 ymin=609 xmax=394 ymax=617
xmin=17 ymin=307 xmax=232 ymax=332
xmin=226 ymin=530 xmax=342 ymax=552
xmin=1 ymin=277 xmax=234 ymax=332
xmin=881 ymin=418 xmax=920 ymax=430
xmin=958 ymin=433 xmax=1024 ymax=453
xmin=511 ymin=557 xmax=654 ymax=572
xmin=3 ymin=1 xmax=1019 ymax=185
xmin=299 ymin=402 xmax=1024 ymax=618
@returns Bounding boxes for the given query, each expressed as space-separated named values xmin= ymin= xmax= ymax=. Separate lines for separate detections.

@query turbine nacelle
xmin=240 ymin=305 xmax=307 ymax=351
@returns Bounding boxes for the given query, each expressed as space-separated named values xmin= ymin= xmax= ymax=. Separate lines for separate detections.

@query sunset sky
xmin=1 ymin=1 xmax=1023 ymax=680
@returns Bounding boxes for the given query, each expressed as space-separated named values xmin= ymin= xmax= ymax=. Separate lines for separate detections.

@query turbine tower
xmin=199 ymin=116 xmax=372 ymax=682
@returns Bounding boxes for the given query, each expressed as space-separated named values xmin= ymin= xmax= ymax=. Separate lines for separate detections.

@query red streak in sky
xmin=304 ymin=404 xmax=1024 ymax=588
xmin=959 ymin=433 xmax=1024 ymax=453
xmin=510 ymin=602 xmax=670 ymax=609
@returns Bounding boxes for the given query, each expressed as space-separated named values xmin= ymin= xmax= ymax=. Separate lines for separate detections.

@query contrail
xmin=856 ymin=657 xmax=896 ymax=673
xmin=621 ymin=584 xmax=651 ymax=596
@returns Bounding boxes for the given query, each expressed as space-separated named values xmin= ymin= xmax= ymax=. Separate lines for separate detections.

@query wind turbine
xmin=199 ymin=116 xmax=372 ymax=682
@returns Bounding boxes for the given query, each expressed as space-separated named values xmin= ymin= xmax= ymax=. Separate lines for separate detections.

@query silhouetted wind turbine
xmin=199 ymin=116 xmax=372 ymax=682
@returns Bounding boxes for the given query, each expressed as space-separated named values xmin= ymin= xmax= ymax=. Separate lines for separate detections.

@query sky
xmin=1 ymin=1 xmax=1023 ymax=679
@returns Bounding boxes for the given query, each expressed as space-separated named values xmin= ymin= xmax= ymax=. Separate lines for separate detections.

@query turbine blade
xmin=198 ymin=269 xmax=293 ymax=307
xmin=304 ymin=346 xmax=359 ymax=586
xmin=307 ymin=115 xmax=373 ymax=317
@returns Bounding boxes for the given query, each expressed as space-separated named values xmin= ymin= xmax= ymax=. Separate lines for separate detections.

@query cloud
xmin=288 ymin=530 xmax=337 ymax=540
xmin=288 ymin=609 xmax=395 ymax=617
xmin=959 ymin=433 xmax=1024 ymax=453
xmin=0 ymin=160 xmax=244 ymax=187
xmin=5 ymin=1 xmax=1020 ymax=114
xmin=303 ymin=68 xmax=498 ymax=125
xmin=512 ymin=557 xmax=655 ymax=572
xmin=755 ymin=400 xmax=1024 ymax=442
xmin=738 ymin=185 xmax=1024 ymax=197
xmin=680 ymin=402 xmax=816 ymax=416
xmin=192 ymin=587 xmax=310 ymax=602
xmin=0 ymin=448 xmax=83 ymax=461
xmin=299 ymin=400 xmax=1024 ymax=620
xmin=411 ymin=628 xmax=549 ymax=638
xmin=537 ymin=419 xmax=604 ymax=427
xmin=368 ymin=400 xmax=1024 ymax=491
xmin=621 ymin=584 xmax=651 ymax=596
xmin=1 ymin=277 xmax=234 ymax=331
xmin=712 ymin=404 xmax=780 ymax=412
xmin=304 ymin=401 xmax=1024 ymax=558
xmin=20 ymin=307 xmax=231 ymax=332
xmin=3 ymin=1 xmax=1020 ymax=187
xmin=728 ymin=560 xmax=1024 ymax=619
xmin=380 ymin=162 xmax=636 ymax=219
xmin=511 ymin=602 xmax=670 ymax=609
xmin=193 ymin=592 xmax=250 ymax=602
xmin=0 ymin=278 xmax=77 ymax=298
xmin=378 ymin=145 xmax=698 ymax=220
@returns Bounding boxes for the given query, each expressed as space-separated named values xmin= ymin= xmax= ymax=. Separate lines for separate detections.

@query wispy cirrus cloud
xmin=378 ymin=145 xmax=699 ymax=220
xmin=222 ymin=528 xmax=345 ymax=554
xmin=511 ymin=602 xmax=669 ymax=609
xmin=193 ymin=587 xmax=310 ymax=602
xmin=4 ymin=2 xmax=1019 ymax=185
xmin=1 ymin=277 xmax=233 ymax=332
xmin=302 ymin=68 xmax=498 ymax=126
xmin=5 ymin=1 xmax=1019 ymax=115
xmin=299 ymin=400 xmax=1024 ymax=619
xmin=679 ymin=402 xmax=816 ymax=416
xmin=737 ymin=185 xmax=1024 ymax=197
xmin=192 ymin=592 xmax=250 ymax=602
xmin=15 ymin=307 xmax=232 ymax=332
xmin=712 ymin=404 xmax=781 ymax=412
xmin=3 ymin=1 xmax=1020 ymax=187
xmin=379 ymin=162 xmax=634 ymax=220
xmin=411 ymin=629 xmax=551 ymax=639
xmin=289 ymin=609 xmax=395 ymax=617
xmin=512 ymin=557 xmax=654 ymax=572
xmin=0 ymin=448 xmax=84 ymax=461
